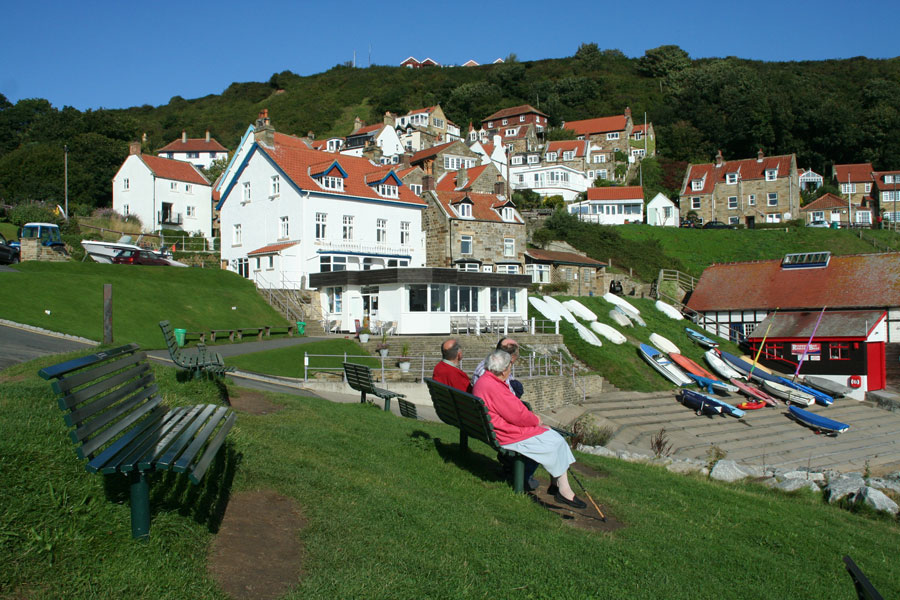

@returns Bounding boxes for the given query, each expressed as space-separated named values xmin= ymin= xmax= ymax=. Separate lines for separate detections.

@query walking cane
xmin=550 ymin=426 xmax=607 ymax=521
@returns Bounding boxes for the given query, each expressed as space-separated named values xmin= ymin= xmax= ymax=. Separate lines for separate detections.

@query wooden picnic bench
xmin=343 ymin=362 xmax=406 ymax=412
xmin=38 ymin=343 xmax=236 ymax=540
xmin=159 ymin=320 xmax=233 ymax=378
xmin=265 ymin=324 xmax=295 ymax=338
xmin=424 ymin=378 xmax=527 ymax=493
xmin=210 ymin=328 xmax=236 ymax=343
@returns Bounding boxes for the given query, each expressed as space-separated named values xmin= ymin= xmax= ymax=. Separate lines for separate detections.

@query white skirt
xmin=501 ymin=429 xmax=575 ymax=478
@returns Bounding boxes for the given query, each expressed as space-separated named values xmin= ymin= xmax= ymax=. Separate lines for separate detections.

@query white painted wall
xmin=647 ymin=193 xmax=679 ymax=226
xmin=569 ymin=199 xmax=644 ymax=225
xmin=157 ymin=149 xmax=223 ymax=170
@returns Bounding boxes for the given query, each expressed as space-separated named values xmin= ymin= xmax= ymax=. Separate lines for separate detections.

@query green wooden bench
xmin=844 ymin=556 xmax=884 ymax=600
xmin=397 ymin=398 xmax=419 ymax=420
xmin=38 ymin=343 xmax=236 ymax=540
xmin=159 ymin=320 xmax=233 ymax=378
xmin=343 ymin=362 xmax=405 ymax=412
xmin=424 ymin=378 xmax=526 ymax=493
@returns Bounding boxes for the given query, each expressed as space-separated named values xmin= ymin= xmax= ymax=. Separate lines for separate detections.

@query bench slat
xmin=86 ymin=404 xmax=168 ymax=472
xmin=57 ymin=361 xmax=151 ymax=411
xmin=173 ymin=406 xmax=231 ymax=473
xmin=51 ymin=351 xmax=147 ymax=398
xmin=136 ymin=405 xmax=205 ymax=471
xmin=189 ymin=411 xmax=237 ymax=484
xmin=155 ymin=404 xmax=218 ymax=469
xmin=38 ymin=343 xmax=141 ymax=381
xmin=70 ymin=383 xmax=157 ymax=446
xmin=78 ymin=395 xmax=162 ymax=460
xmin=64 ymin=372 xmax=155 ymax=428
xmin=99 ymin=407 xmax=191 ymax=474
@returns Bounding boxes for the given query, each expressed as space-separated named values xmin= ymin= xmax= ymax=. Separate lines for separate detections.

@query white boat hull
xmin=590 ymin=321 xmax=626 ymax=344
xmin=762 ymin=379 xmax=815 ymax=406
xmin=649 ymin=332 xmax=679 ymax=354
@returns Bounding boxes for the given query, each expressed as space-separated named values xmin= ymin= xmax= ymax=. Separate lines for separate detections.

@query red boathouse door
xmin=867 ymin=342 xmax=886 ymax=391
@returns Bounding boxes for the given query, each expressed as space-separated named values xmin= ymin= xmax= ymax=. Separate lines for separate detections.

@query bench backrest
xmin=38 ymin=343 xmax=164 ymax=468
xmin=424 ymin=378 xmax=500 ymax=451
xmin=159 ymin=320 xmax=185 ymax=359
xmin=343 ymin=362 xmax=376 ymax=393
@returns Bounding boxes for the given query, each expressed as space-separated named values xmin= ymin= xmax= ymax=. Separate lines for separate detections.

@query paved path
xmin=576 ymin=391 xmax=900 ymax=476
xmin=0 ymin=322 xmax=94 ymax=371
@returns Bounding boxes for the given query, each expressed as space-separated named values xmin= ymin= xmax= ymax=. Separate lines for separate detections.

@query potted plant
xmin=398 ymin=342 xmax=411 ymax=373
xmin=358 ymin=326 xmax=371 ymax=344
xmin=376 ymin=332 xmax=389 ymax=357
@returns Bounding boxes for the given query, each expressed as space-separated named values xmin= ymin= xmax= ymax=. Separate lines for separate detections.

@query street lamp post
xmin=64 ymin=145 xmax=68 ymax=219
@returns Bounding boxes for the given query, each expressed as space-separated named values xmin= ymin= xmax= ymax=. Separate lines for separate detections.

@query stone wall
xmin=19 ymin=239 xmax=69 ymax=262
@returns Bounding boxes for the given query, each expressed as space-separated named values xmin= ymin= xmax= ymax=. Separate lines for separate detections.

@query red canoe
xmin=669 ymin=353 xmax=716 ymax=380
xmin=730 ymin=378 xmax=779 ymax=407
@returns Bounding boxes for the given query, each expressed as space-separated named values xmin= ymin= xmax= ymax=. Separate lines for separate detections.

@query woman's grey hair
xmin=485 ymin=349 xmax=512 ymax=375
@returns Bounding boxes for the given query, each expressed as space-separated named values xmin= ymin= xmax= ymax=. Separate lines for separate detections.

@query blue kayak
xmin=717 ymin=350 xmax=781 ymax=383
xmin=788 ymin=405 xmax=849 ymax=434
xmin=776 ymin=377 xmax=834 ymax=406
xmin=681 ymin=389 xmax=745 ymax=418
xmin=685 ymin=328 xmax=719 ymax=348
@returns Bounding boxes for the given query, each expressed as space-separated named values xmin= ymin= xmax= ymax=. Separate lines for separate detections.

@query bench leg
xmin=512 ymin=457 xmax=525 ymax=494
xmin=383 ymin=397 xmax=391 ymax=412
xmin=129 ymin=471 xmax=151 ymax=541
xmin=459 ymin=431 xmax=468 ymax=451
xmin=360 ymin=391 xmax=366 ymax=404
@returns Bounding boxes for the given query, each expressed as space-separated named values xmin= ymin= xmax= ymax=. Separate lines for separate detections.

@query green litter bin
xmin=296 ymin=321 xmax=306 ymax=336
xmin=174 ymin=328 xmax=186 ymax=347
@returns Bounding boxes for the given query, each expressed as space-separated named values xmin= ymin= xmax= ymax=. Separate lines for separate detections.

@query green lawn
xmin=2 ymin=352 xmax=898 ymax=598
xmin=227 ymin=338 xmax=381 ymax=377
xmin=613 ymin=225 xmax=891 ymax=277
xmin=0 ymin=262 xmax=288 ymax=348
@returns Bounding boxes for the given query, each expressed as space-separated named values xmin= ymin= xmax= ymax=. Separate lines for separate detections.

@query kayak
xmin=788 ymin=405 xmax=850 ymax=435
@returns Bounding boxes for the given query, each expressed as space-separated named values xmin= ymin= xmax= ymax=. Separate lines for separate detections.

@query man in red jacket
xmin=432 ymin=338 xmax=472 ymax=393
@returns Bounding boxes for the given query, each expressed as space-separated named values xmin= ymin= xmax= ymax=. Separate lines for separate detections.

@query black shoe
xmin=554 ymin=492 xmax=587 ymax=509
xmin=525 ymin=476 xmax=540 ymax=491
xmin=547 ymin=484 xmax=559 ymax=496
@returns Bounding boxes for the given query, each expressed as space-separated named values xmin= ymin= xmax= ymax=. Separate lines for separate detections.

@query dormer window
xmin=457 ymin=203 xmax=472 ymax=218
xmin=377 ymin=183 xmax=399 ymax=198
xmin=502 ymin=119 xmax=508 ymax=125
xmin=765 ymin=169 xmax=777 ymax=181
xmin=726 ymin=173 xmax=738 ymax=185
xmin=511 ymin=156 xmax=523 ymax=165
xmin=633 ymin=131 xmax=643 ymax=140
xmin=505 ymin=128 xmax=517 ymax=136
xmin=563 ymin=151 xmax=575 ymax=161
xmin=546 ymin=152 xmax=557 ymax=161
xmin=519 ymin=115 xmax=525 ymax=122
xmin=527 ymin=155 xmax=539 ymax=164
xmin=322 ymin=175 xmax=344 ymax=191
xmin=607 ymin=132 xmax=620 ymax=140
xmin=501 ymin=207 xmax=515 ymax=222
xmin=691 ymin=178 xmax=704 ymax=191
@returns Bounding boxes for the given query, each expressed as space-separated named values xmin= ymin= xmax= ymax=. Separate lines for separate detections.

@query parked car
xmin=111 ymin=249 xmax=171 ymax=266
xmin=807 ymin=219 xmax=830 ymax=228
xmin=0 ymin=232 xmax=20 ymax=265
xmin=701 ymin=220 xmax=736 ymax=229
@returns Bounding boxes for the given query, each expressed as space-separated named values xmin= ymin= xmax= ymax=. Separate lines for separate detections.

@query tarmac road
xmin=0 ymin=323 xmax=95 ymax=371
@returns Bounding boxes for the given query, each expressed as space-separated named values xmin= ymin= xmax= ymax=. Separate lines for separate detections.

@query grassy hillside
xmin=2 ymin=354 xmax=898 ymax=598
xmin=0 ymin=262 xmax=288 ymax=347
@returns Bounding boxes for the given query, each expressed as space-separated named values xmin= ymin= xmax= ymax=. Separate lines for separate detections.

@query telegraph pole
xmin=64 ymin=145 xmax=69 ymax=219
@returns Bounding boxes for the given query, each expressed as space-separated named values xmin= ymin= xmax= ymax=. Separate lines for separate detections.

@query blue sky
xmin=2 ymin=0 xmax=898 ymax=112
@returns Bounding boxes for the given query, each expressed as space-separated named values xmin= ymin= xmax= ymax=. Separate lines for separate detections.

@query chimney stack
xmin=624 ymin=106 xmax=631 ymax=119
xmin=129 ymin=141 xmax=141 ymax=155
xmin=182 ymin=130 xmax=187 ymax=143
xmin=715 ymin=149 xmax=724 ymax=167
xmin=757 ymin=148 xmax=764 ymax=163
xmin=205 ymin=130 xmax=210 ymax=142
xmin=494 ymin=180 xmax=505 ymax=195
xmin=352 ymin=116 xmax=364 ymax=133
xmin=400 ymin=154 xmax=411 ymax=169
xmin=307 ymin=130 xmax=315 ymax=140
xmin=423 ymin=175 xmax=435 ymax=192
xmin=254 ymin=109 xmax=275 ymax=147
xmin=456 ymin=166 xmax=468 ymax=189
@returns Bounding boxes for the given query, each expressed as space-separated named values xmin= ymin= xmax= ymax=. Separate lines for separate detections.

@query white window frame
xmin=322 ymin=175 xmax=344 ymax=191
xmin=545 ymin=152 xmax=557 ymax=162
xmin=728 ymin=196 xmax=738 ymax=209
xmin=691 ymin=197 xmax=701 ymax=210
xmin=748 ymin=194 xmax=756 ymax=206
xmin=233 ymin=224 xmax=242 ymax=246
xmin=865 ymin=183 xmax=872 ymax=192
xmin=123 ymin=178 xmax=130 ymax=190
xmin=342 ymin=215 xmax=354 ymax=240
xmin=242 ymin=181 xmax=250 ymax=202
xmin=767 ymin=192 xmax=778 ymax=206
xmin=185 ymin=183 xmax=192 ymax=194
xmin=280 ymin=216 xmax=289 ymax=239
xmin=765 ymin=169 xmax=777 ymax=182
xmin=511 ymin=156 xmax=523 ymax=165
xmin=563 ymin=151 xmax=575 ymax=161
xmin=457 ymin=203 xmax=472 ymax=218
xmin=841 ymin=183 xmax=856 ymax=194
xmin=527 ymin=155 xmax=539 ymax=164
xmin=726 ymin=173 xmax=738 ymax=185
xmin=377 ymin=183 xmax=399 ymax=198
xmin=460 ymin=234 xmax=473 ymax=255
xmin=376 ymin=218 xmax=387 ymax=243
xmin=186 ymin=205 xmax=196 ymax=217
xmin=606 ymin=132 xmax=620 ymax=140
xmin=503 ymin=238 xmax=515 ymax=257
xmin=271 ymin=175 xmax=280 ymax=196
xmin=315 ymin=213 xmax=327 ymax=239
xmin=400 ymin=221 xmax=410 ymax=245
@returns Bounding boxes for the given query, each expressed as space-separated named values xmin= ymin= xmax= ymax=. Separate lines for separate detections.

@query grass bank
xmin=0 ymin=262 xmax=287 ymax=348
xmin=2 ymin=351 xmax=898 ymax=598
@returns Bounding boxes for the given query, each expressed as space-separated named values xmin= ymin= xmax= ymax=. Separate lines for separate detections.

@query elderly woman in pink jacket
xmin=472 ymin=349 xmax=586 ymax=509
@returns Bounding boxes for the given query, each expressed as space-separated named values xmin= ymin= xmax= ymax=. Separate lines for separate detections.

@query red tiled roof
xmin=586 ymin=186 xmax=644 ymax=201
xmin=349 ymin=123 xmax=383 ymax=136
xmin=248 ymin=241 xmax=299 ymax=256
xmin=547 ymin=140 xmax=587 ymax=157
xmin=632 ymin=124 xmax=649 ymax=134
xmin=157 ymin=137 xmax=228 ymax=153
xmin=407 ymin=106 xmax=436 ymax=116
xmin=409 ymin=140 xmax=459 ymax=164
xmin=874 ymin=171 xmax=900 ymax=191
xmin=563 ymin=115 xmax=627 ymax=136
xmin=139 ymin=155 xmax=210 ymax=185
xmin=432 ymin=191 xmax=522 ymax=223
xmin=800 ymin=193 xmax=848 ymax=211
xmin=482 ymin=104 xmax=548 ymax=122
xmin=683 ymin=155 xmax=794 ymax=195
xmin=256 ymin=135 xmax=425 ymax=207
xmin=435 ymin=164 xmax=490 ymax=191
xmin=525 ymin=249 xmax=606 ymax=267
xmin=686 ymin=253 xmax=900 ymax=312
xmin=834 ymin=163 xmax=874 ymax=184
xmin=481 ymin=143 xmax=495 ymax=156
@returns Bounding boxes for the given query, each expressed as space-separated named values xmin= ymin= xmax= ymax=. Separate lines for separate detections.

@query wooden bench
xmin=844 ymin=556 xmax=884 ymax=600
xmin=159 ymin=321 xmax=233 ymax=378
xmin=424 ymin=378 xmax=526 ymax=493
xmin=38 ymin=343 xmax=236 ymax=540
xmin=209 ymin=328 xmax=235 ymax=342
xmin=182 ymin=330 xmax=206 ymax=344
xmin=343 ymin=362 xmax=405 ymax=412
xmin=397 ymin=398 xmax=419 ymax=420
xmin=235 ymin=327 xmax=265 ymax=341
xmin=265 ymin=325 xmax=295 ymax=338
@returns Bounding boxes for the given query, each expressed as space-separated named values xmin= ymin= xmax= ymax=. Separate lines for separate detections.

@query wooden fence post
xmin=103 ymin=284 xmax=113 ymax=345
